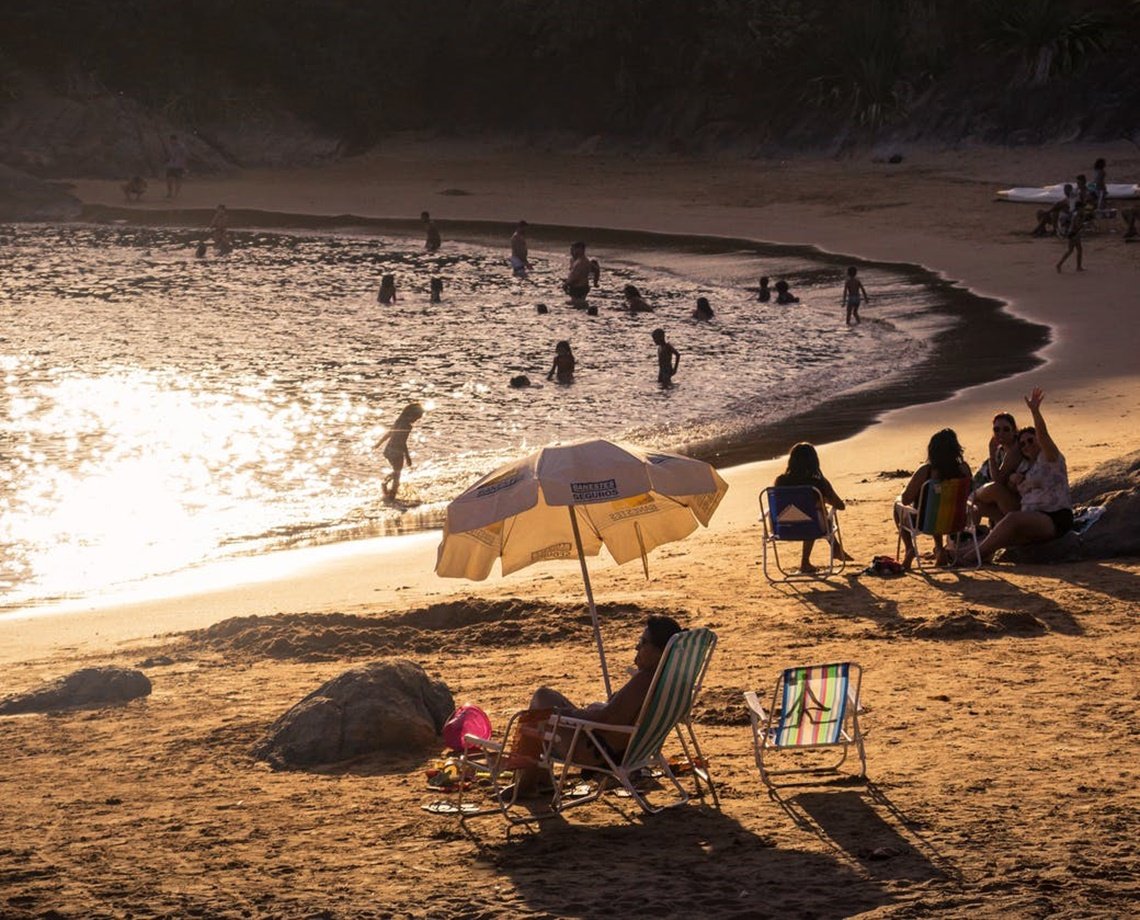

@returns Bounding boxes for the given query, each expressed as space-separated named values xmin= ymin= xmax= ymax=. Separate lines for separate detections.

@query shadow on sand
xmin=475 ymin=804 xmax=898 ymax=919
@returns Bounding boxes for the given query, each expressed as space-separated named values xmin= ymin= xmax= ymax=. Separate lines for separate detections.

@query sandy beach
xmin=2 ymin=141 xmax=1138 ymax=918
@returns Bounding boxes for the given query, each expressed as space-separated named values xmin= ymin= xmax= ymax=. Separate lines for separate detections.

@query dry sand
xmin=1 ymin=142 xmax=1138 ymax=918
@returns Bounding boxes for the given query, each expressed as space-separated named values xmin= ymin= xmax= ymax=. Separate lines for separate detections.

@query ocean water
xmin=0 ymin=220 xmax=963 ymax=608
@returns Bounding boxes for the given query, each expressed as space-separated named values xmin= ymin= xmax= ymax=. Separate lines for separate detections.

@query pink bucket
xmin=442 ymin=704 xmax=492 ymax=752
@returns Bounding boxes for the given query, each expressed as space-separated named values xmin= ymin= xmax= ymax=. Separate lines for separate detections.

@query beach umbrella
xmin=435 ymin=438 xmax=728 ymax=696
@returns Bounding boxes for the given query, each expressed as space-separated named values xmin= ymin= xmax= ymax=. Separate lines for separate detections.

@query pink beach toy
xmin=442 ymin=704 xmax=492 ymax=752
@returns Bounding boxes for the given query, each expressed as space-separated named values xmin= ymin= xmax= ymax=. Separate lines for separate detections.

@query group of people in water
xmin=781 ymin=386 xmax=1072 ymax=572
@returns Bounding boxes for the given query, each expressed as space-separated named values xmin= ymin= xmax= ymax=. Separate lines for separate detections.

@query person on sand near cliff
xmin=1090 ymin=158 xmax=1108 ymax=210
xmin=842 ymin=266 xmax=869 ymax=325
xmin=1032 ymin=183 xmax=1075 ymax=238
xmin=651 ymin=327 xmax=680 ymax=388
xmin=510 ymin=220 xmax=532 ymax=277
xmin=376 ymin=402 xmax=424 ymax=501
xmin=421 ymin=211 xmax=441 ymax=252
xmin=512 ymin=615 xmax=683 ymax=795
xmin=956 ymin=387 xmax=1072 ymax=565
xmin=122 ymin=175 xmax=147 ymax=203
xmin=1056 ymin=206 xmax=1085 ymax=273
xmin=164 ymin=134 xmax=188 ymax=199
xmin=563 ymin=241 xmax=592 ymax=305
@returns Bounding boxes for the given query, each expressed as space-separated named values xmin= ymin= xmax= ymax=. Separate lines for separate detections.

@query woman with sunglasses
xmin=972 ymin=411 xmax=1023 ymax=527
xmin=971 ymin=387 xmax=1072 ymax=563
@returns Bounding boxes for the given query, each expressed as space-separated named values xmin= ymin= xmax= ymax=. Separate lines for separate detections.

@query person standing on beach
xmin=563 ymin=241 xmax=592 ymax=305
xmin=1056 ymin=208 xmax=1085 ymax=273
xmin=842 ymin=266 xmax=869 ymax=325
xmin=376 ymin=402 xmax=424 ymax=501
xmin=164 ymin=134 xmax=189 ymax=199
xmin=421 ymin=211 xmax=441 ymax=252
xmin=510 ymin=221 xmax=532 ymax=277
xmin=651 ymin=328 xmax=680 ymax=387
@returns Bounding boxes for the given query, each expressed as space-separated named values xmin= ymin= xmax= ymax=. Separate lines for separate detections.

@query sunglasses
xmin=993 ymin=425 xmax=1013 ymax=433
xmin=1018 ymin=436 xmax=1036 ymax=447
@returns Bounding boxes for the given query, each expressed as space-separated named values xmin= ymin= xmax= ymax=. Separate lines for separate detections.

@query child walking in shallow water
xmin=376 ymin=402 xmax=424 ymax=500
xmin=842 ymin=266 xmax=869 ymax=325
xmin=651 ymin=328 xmax=680 ymax=387
xmin=378 ymin=274 xmax=398 ymax=304
xmin=547 ymin=340 xmax=576 ymax=384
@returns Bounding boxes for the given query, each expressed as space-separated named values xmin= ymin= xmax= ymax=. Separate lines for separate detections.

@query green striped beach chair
xmin=548 ymin=627 xmax=719 ymax=815
xmin=744 ymin=662 xmax=866 ymax=789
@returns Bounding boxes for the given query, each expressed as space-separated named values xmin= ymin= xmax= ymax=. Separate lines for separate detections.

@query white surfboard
xmin=996 ymin=183 xmax=1139 ymax=203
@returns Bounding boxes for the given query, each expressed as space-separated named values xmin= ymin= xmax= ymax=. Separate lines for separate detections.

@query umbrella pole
xmin=568 ymin=506 xmax=612 ymax=698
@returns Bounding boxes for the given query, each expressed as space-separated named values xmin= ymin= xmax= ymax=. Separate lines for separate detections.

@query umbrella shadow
xmin=770 ymin=782 xmax=959 ymax=884
xmin=480 ymin=806 xmax=898 ymax=919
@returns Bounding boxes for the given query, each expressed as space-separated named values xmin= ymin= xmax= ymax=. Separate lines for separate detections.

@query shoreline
xmin=3 ymin=204 xmax=1050 ymax=614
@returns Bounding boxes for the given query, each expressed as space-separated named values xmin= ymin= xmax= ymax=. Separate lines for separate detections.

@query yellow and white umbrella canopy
xmin=435 ymin=439 xmax=728 ymax=694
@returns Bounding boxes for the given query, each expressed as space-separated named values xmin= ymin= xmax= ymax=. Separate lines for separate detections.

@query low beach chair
xmin=895 ymin=476 xmax=981 ymax=571
xmin=759 ymin=486 xmax=846 ymax=582
xmin=744 ymin=662 xmax=866 ymax=790
xmin=547 ymin=627 xmax=720 ymax=816
xmin=449 ymin=707 xmax=563 ymax=828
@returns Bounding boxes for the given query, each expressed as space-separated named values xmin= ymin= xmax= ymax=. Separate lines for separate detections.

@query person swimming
xmin=547 ymin=340 xmax=576 ymax=384
xmin=757 ymin=276 xmax=771 ymax=302
xmin=774 ymin=280 xmax=799 ymax=304
xmin=692 ymin=296 xmax=714 ymax=321
xmin=623 ymin=284 xmax=654 ymax=312
xmin=430 ymin=277 xmax=444 ymax=303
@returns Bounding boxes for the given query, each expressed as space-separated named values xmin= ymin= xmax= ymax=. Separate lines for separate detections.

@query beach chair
xmin=447 ymin=707 xmax=564 ymax=828
xmin=744 ymin=662 xmax=866 ymax=790
xmin=546 ymin=627 xmax=720 ymax=816
xmin=895 ymin=476 xmax=981 ymax=571
xmin=759 ymin=486 xmax=846 ymax=582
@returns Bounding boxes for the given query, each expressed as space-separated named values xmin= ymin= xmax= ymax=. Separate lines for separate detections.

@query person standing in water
xmin=376 ymin=402 xmax=424 ymax=501
xmin=563 ymin=241 xmax=592 ymax=305
xmin=547 ymin=340 xmax=576 ymax=384
xmin=378 ymin=274 xmax=398 ymax=304
xmin=421 ymin=211 xmax=441 ymax=252
xmin=651 ymin=328 xmax=680 ymax=387
xmin=510 ymin=220 xmax=532 ymax=277
xmin=842 ymin=266 xmax=869 ymax=325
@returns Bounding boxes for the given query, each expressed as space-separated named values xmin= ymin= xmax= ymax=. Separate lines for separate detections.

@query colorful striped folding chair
xmin=759 ymin=486 xmax=846 ymax=582
xmin=895 ymin=476 xmax=981 ymax=571
xmin=743 ymin=662 xmax=866 ymax=789
xmin=548 ymin=627 xmax=719 ymax=816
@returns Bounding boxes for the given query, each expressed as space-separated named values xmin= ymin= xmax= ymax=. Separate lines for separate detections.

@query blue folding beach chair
xmin=759 ymin=486 xmax=846 ymax=582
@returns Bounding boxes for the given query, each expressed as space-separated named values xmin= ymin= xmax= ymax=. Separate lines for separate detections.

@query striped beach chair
xmin=759 ymin=486 xmax=846 ymax=582
xmin=895 ymin=476 xmax=981 ymax=570
xmin=549 ymin=627 xmax=719 ymax=815
xmin=744 ymin=662 xmax=866 ymax=789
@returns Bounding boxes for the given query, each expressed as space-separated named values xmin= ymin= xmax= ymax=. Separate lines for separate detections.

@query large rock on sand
xmin=0 ymin=667 xmax=152 ymax=715
xmin=253 ymin=660 xmax=454 ymax=770
xmin=0 ymin=163 xmax=81 ymax=221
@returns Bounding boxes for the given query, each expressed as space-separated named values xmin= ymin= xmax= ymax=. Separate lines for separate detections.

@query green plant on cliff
xmin=980 ymin=0 xmax=1111 ymax=85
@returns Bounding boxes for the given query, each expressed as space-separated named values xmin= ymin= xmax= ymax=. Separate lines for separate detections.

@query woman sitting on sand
xmin=775 ymin=442 xmax=854 ymax=573
xmin=965 ymin=387 xmax=1072 ymax=564
xmin=894 ymin=428 xmax=972 ymax=569
xmin=971 ymin=411 xmax=1023 ymax=527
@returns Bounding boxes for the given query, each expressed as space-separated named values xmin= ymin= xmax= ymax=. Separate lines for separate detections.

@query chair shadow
xmin=784 ymin=577 xmax=903 ymax=626
xmin=771 ymin=782 xmax=958 ymax=885
xmin=915 ymin=569 xmax=1084 ymax=636
xmin=480 ymin=805 xmax=898 ymax=920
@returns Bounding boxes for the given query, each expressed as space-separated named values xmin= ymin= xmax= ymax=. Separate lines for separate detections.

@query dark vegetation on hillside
xmin=1 ymin=0 xmax=1138 ymax=152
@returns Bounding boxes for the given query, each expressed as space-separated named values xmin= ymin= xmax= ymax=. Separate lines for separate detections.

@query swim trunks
xmin=566 ymin=284 xmax=590 ymax=298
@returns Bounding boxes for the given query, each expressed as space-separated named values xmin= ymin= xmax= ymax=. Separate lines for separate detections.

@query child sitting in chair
xmin=774 ymin=442 xmax=853 ymax=572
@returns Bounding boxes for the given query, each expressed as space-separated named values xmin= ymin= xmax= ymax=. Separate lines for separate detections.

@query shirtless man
xmin=563 ymin=241 xmax=592 ymax=304
xmin=421 ymin=211 xmax=441 ymax=252
xmin=510 ymin=220 xmax=532 ymax=277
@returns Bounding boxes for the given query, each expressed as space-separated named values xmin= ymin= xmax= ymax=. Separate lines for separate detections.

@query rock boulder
xmin=0 ymin=667 xmax=152 ymax=715
xmin=252 ymin=659 xmax=454 ymax=770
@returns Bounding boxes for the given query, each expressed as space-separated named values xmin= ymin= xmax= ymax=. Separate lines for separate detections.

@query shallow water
xmin=0 ymin=220 xmax=1033 ymax=608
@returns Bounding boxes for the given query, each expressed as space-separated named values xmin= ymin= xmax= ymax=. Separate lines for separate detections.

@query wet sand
xmin=1 ymin=141 xmax=1138 ymax=918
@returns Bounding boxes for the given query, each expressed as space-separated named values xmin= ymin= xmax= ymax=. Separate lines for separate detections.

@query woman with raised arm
xmin=970 ymin=387 xmax=1072 ymax=563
